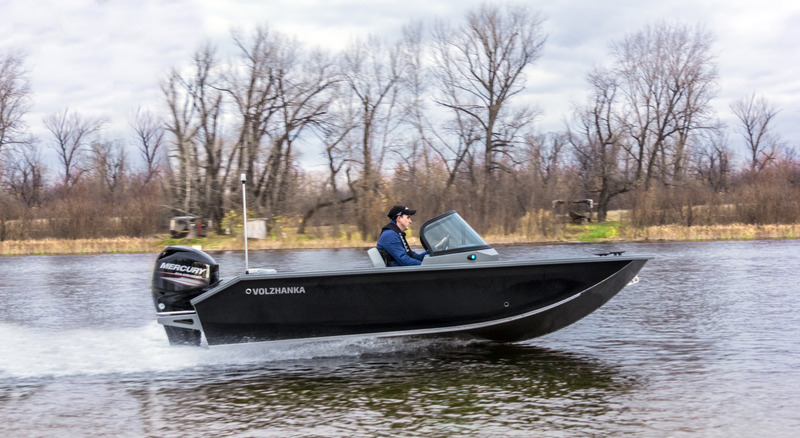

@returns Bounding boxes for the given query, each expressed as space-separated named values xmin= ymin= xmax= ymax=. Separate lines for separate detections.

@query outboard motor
xmin=151 ymin=245 xmax=220 ymax=345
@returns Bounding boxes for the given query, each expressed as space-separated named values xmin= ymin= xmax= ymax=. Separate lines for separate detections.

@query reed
xmin=0 ymin=237 xmax=161 ymax=256
xmin=1 ymin=223 xmax=799 ymax=256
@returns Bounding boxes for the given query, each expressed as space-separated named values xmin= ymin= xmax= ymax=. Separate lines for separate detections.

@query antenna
xmin=241 ymin=173 xmax=249 ymax=274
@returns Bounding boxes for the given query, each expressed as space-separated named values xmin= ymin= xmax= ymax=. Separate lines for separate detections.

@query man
xmin=376 ymin=205 xmax=428 ymax=266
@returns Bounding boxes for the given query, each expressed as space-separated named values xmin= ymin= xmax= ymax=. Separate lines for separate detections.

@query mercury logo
xmin=160 ymin=262 xmax=207 ymax=276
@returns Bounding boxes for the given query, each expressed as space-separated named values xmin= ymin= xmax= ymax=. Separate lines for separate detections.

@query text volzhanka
xmin=246 ymin=287 xmax=306 ymax=295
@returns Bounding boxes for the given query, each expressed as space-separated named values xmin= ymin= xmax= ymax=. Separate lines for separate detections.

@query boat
xmin=151 ymin=210 xmax=651 ymax=347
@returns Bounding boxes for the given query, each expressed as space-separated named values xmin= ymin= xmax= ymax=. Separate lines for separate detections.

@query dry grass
xmin=0 ymin=237 xmax=161 ymax=256
xmin=621 ymin=223 xmax=800 ymax=241
xmin=1 ymin=222 xmax=799 ymax=256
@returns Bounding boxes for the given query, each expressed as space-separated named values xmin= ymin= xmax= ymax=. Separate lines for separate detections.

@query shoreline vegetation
xmin=4 ymin=14 xmax=799 ymax=261
xmin=1 ymin=222 xmax=798 ymax=256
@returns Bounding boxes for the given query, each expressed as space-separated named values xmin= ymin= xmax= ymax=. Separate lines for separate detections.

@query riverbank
xmin=1 ymin=222 xmax=799 ymax=256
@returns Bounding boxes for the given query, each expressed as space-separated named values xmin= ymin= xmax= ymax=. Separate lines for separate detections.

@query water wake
xmin=0 ymin=322 xmax=477 ymax=380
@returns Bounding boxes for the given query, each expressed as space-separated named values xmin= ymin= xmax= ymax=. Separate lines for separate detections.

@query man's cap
xmin=387 ymin=205 xmax=416 ymax=219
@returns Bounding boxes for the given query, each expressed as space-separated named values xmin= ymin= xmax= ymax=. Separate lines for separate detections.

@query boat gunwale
xmin=191 ymin=254 xmax=653 ymax=306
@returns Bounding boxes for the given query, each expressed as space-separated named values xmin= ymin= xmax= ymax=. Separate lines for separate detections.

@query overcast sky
xmin=3 ymin=0 xmax=798 ymax=168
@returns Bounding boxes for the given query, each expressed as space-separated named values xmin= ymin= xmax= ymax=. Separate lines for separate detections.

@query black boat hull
xmin=186 ymin=256 xmax=648 ymax=346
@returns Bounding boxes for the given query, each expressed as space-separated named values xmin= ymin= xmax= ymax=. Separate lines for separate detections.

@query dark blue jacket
xmin=376 ymin=221 xmax=427 ymax=266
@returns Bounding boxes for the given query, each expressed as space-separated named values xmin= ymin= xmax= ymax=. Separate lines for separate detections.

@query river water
xmin=0 ymin=240 xmax=798 ymax=437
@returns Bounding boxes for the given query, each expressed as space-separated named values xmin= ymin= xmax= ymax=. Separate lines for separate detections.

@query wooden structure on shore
xmin=552 ymin=199 xmax=594 ymax=224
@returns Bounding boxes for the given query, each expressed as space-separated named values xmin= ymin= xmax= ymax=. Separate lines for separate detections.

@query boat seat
xmin=367 ymin=247 xmax=387 ymax=268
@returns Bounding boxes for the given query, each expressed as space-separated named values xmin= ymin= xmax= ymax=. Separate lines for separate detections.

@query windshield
xmin=420 ymin=211 xmax=491 ymax=255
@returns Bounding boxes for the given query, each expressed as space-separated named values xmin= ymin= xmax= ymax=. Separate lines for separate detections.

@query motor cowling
xmin=151 ymin=245 xmax=220 ymax=345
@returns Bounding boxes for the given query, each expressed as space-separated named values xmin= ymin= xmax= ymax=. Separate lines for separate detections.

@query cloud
xmin=2 ymin=0 xmax=798 ymax=165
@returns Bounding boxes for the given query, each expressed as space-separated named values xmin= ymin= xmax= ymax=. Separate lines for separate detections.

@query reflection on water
xmin=124 ymin=342 xmax=635 ymax=437
xmin=1 ymin=240 xmax=799 ymax=436
xmin=0 ymin=339 xmax=637 ymax=437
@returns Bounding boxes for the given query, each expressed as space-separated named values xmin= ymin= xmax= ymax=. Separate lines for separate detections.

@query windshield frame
xmin=419 ymin=210 xmax=492 ymax=256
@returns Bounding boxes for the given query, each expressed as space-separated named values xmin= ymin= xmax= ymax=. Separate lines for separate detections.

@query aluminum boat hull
xmin=167 ymin=256 xmax=648 ymax=346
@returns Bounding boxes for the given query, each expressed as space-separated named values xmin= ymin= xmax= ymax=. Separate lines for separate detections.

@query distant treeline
xmin=0 ymin=4 xmax=797 ymax=241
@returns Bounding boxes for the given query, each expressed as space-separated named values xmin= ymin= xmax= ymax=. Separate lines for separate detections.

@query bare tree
xmin=731 ymin=93 xmax=781 ymax=173
xmin=161 ymin=43 xmax=224 ymax=225
xmin=43 ymin=108 xmax=106 ymax=188
xmin=162 ymin=69 xmax=198 ymax=216
xmin=339 ymin=34 xmax=405 ymax=236
xmin=223 ymin=26 xmax=281 ymax=214
xmin=526 ymin=133 xmax=564 ymax=191
xmin=130 ymin=107 xmax=164 ymax=184
xmin=261 ymin=47 xmax=338 ymax=216
xmin=91 ymin=140 xmax=128 ymax=198
xmin=0 ymin=50 xmax=32 ymax=156
xmin=0 ymin=50 xmax=35 ymax=239
xmin=3 ymin=141 xmax=45 ymax=208
xmin=693 ymin=127 xmax=731 ymax=193
xmin=522 ymin=132 xmax=566 ymax=216
xmin=190 ymin=45 xmax=225 ymax=229
xmin=297 ymin=108 xmax=356 ymax=234
xmin=223 ymin=26 xmax=338 ymax=226
xmin=612 ymin=22 xmax=718 ymax=189
xmin=430 ymin=3 xmax=547 ymax=228
xmin=396 ymin=23 xmax=433 ymax=187
xmin=568 ymin=68 xmax=631 ymax=222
